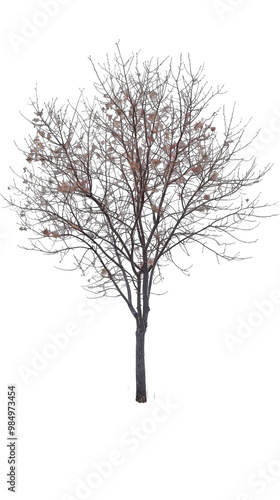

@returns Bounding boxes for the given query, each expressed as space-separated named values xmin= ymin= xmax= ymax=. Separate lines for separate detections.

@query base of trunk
xmin=136 ymin=395 xmax=147 ymax=403
xmin=136 ymin=329 xmax=147 ymax=403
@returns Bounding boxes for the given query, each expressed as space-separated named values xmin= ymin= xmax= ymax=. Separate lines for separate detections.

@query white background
xmin=1 ymin=1 xmax=280 ymax=499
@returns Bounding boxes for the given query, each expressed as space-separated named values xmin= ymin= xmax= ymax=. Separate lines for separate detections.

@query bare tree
xmin=3 ymin=43 xmax=273 ymax=402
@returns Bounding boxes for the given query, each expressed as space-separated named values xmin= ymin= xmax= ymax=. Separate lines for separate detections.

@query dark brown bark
xmin=135 ymin=326 xmax=147 ymax=403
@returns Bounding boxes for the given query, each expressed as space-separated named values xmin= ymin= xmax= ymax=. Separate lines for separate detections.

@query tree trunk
xmin=135 ymin=327 xmax=147 ymax=403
